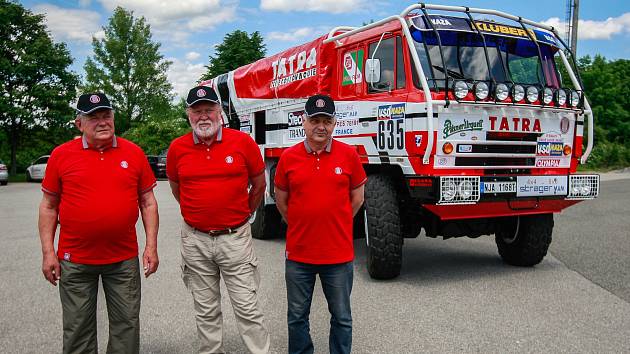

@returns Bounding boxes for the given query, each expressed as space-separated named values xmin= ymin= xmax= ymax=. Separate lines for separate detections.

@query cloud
xmin=166 ymin=57 xmax=207 ymax=100
xmin=185 ymin=51 xmax=201 ymax=61
xmin=98 ymin=0 xmax=237 ymax=33
xmin=261 ymin=0 xmax=363 ymax=14
xmin=33 ymin=4 xmax=103 ymax=43
xmin=267 ymin=27 xmax=317 ymax=42
xmin=541 ymin=13 xmax=630 ymax=40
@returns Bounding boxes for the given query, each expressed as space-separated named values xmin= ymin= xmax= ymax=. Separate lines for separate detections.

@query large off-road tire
xmin=364 ymin=174 xmax=403 ymax=280
xmin=495 ymin=214 xmax=553 ymax=266
xmin=250 ymin=204 xmax=285 ymax=240
xmin=352 ymin=205 xmax=366 ymax=239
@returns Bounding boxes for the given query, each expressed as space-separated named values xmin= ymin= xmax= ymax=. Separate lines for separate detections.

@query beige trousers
xmin=180 ymin=222 xmax=270 ymax=354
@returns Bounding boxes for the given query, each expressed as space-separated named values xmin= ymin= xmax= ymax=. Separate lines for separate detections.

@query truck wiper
xmin=433 ymin=65 xmax=466 ymax=80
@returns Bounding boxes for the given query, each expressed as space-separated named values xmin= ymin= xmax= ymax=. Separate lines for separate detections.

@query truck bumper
xmin=422 ymin=198 xmax=582 ymax=220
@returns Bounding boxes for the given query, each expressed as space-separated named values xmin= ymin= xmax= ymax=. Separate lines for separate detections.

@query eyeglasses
xmin=191 ymin=109 xmax=221 ymax=116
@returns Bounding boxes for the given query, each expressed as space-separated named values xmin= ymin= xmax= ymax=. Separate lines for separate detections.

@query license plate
xmin=516 ymin=176 xmax=568 ymax=197
xmin=482 ymin=181 xmax=516 ymax=194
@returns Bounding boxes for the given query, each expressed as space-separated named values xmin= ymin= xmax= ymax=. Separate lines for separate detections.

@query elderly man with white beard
xmin=166 ymin=86 xmax=270 ymax=354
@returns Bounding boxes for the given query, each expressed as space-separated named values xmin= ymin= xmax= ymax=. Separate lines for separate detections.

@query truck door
xmin=366 ymin=35 xmax=409 ymax=157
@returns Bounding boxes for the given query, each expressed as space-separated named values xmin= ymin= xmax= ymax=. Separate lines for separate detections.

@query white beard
xmin=191 ymin=120 xmax=218 ymax=139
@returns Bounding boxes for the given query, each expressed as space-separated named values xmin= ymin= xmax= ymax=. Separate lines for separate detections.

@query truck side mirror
xmin=365 ymin=59 xmax=381 ymax=84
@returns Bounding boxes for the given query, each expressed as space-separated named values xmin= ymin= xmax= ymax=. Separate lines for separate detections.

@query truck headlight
xmin=443 ymin=181 xmax=457 ymax=201
xmin=526 ymin=86 xmax=539 ymax=103
xmin=555 ymin=89 xmax=567 ymax=106
xmin=474 ymin=82 xmax=489 ymax=100
xmin=569 ymin=90 xmax=580 ymax=107
xmin=454 ymin=81 xmax=469 ymax=100
xmin=543 ymin=88 xmax=553 ymax=104
xmin=458 ymin=180 xmax=474 ymax=199
xmin=512 ymin=84 xmax=525 ymax=102
xmin=495 ymin=83 xmax=509 ymax=101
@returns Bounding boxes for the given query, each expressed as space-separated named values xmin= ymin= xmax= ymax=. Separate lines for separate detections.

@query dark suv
xmin=147 ymin=150 xmax=167 ymax=179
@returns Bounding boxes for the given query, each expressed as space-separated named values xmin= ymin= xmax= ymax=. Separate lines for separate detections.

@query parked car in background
xmin=26 ymin=155 xmax=49 ymax=182
xmin=147 ymin=150 xmax=167 ymax=179
xmin=0 ymin=159 xmax=8 ymax=186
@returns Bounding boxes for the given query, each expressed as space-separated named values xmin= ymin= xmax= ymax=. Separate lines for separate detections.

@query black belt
xmin=191 ymin=217 xmax=250 ymax=236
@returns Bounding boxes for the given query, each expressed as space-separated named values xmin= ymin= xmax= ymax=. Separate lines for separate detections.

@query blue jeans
xmin=285 ymin=260 xmax=353 ymax=354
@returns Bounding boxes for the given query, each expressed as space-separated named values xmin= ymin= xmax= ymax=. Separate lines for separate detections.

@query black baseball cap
xmin=305 ymin=94 xmax=335 ymax=118
xmin=76 ymin=93 xmax=113 ymax=114
xmin=187 ymin=86 xmax=219 ymax=107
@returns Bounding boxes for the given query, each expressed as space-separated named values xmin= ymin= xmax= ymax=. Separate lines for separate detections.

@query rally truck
xmin=201 ymin=3 xmax=599 ymax=279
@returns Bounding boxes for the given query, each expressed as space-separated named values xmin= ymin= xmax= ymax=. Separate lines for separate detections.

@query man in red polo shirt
xmin=38 ymin=92 xmax=159 ymax=354
xmin=274 ymin=94 xmax=366 ymax=354
xmin=167 ymin=86 xmax=270 ymax=354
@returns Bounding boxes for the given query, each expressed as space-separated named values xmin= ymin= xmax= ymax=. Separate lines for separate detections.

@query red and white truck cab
xmin=202 ymin=3 xmax=599 ymax=279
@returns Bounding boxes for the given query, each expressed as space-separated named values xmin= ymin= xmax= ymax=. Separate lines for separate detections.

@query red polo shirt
xmin=42 ymin=136 xmax=157 ymax=265
xmin=275 ymin=139 xmax=367 ymax=264
xmin=167 ymin=128 xmax=264 ymax=230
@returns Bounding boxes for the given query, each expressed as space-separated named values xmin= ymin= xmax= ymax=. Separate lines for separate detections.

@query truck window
xmin=396 ymin=37 xmax=406 ymax=89
xmin=368 ymin=37 xmax=395 ymax=93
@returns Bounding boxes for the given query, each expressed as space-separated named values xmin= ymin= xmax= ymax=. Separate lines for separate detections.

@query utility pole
xmin=570 ymin=0 xmax=580 ymax=57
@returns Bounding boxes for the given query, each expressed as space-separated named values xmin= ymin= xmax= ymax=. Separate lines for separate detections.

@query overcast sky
xmin=19 ymin=0 xmax=630 ymax=99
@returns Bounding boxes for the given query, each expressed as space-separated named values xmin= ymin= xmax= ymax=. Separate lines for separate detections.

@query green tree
xmin=201 ymin=30 xmax=266 ymax=81
xmin=122 ymin=99 xmax=189 ymax=154
xmin=0 ymin=0 xmax=78 ymax=174
xmin=83 ymin=6 xmax=172 ymax=134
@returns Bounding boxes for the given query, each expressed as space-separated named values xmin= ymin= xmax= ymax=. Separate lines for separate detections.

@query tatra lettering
xmin=489 ymin=116 xmax=542 ymax=132
xmin=270 ymin=47 xmax=318 ymax=88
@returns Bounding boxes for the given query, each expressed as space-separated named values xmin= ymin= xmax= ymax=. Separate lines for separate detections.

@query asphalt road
xmin=0 ymin=178 xmax=629 ymax=353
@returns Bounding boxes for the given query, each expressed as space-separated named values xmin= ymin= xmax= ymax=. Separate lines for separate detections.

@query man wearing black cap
xmin=274 ymin=94 xmax=366 ymax=354
xmin=38 ymin=92 xmax=159 ymax=353
xmin=167 ymin=86 xmax=270 ymax=354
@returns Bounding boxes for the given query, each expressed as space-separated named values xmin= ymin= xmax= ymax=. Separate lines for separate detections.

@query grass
xmin=8 ymin=173 xmax=26 ymax=182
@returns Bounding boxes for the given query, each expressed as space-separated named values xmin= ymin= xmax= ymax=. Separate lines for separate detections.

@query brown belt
xmin=190 ymin=217 xmax=250 ymax=236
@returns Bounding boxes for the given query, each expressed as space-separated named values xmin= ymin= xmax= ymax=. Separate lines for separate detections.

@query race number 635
xmin=377 ymin=119 xmax=404 ymax=150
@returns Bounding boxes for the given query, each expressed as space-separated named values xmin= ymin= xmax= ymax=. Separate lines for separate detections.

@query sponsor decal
xmin=438 ymin=157 xmax=448 ymax=165
xmin=334 ymin=167 xmax=342 ymax=175
xmin=334 ymin=103 xmax=358 ymax=119
xmin=535 ymin=158 xmax=562 ymax=167
xmin=288 ymin=110 xmax=306 ymax=140
xmin=458 ymin=144 xmax=473 ymax=153
xmin=442 ymin=119 xmax=484 ymax=138
xmin=415 ymin=135 xmax=423 ymax=147
xmin=473 ymin=21 xmax=536 ymax=39
xmin=342 ymin=49 xmax=364 ymax=86
xmin=489 ymin=116 xmax=541 ymax=133
xmin=196 ymin=88 xmax=206 ymax=97
xmin=560 ymin=117 xmax=570 ymax=134
xmin=536 ymin=142 xmax=563 ymax=156
xmin=377 ymin=103 xmax=405 ymax=120
xmin=538 ymin=132 xmax=562 ymax=143
xmin=334 ymin=117 xmax=358 ymax=136
xmin=89 ymin=95 xmax=100 ymax=103
xmin=271 ymin=48 xmax=317 ymax=89
xmin=225 ymin=156 xmax=234 ymax=164
xmin=517 ymin=176 xmax=568 ymax=196
xmin=431 ymin=18 xmax=452 ymax=26
xmin=120 ymin=160 xmax=128 ymax=169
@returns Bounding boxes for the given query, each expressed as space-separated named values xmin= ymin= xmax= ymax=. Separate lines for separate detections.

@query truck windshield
xmin=410 ymin=28 xmax=561 ymax=90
